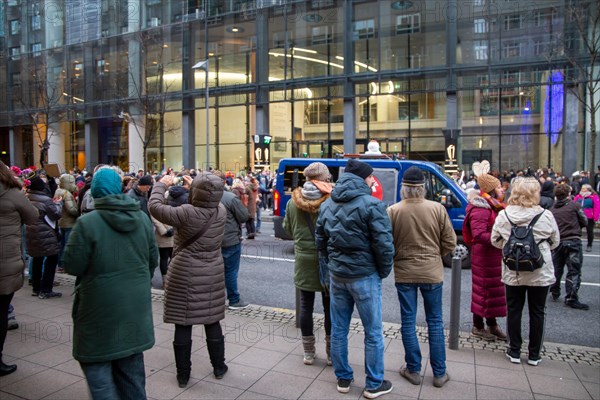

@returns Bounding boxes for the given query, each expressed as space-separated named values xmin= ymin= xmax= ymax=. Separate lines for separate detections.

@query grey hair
xmin=401 ymin=184 xmax=426 ymax=199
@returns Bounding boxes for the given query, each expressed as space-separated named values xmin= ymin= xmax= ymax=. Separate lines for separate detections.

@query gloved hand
xmin=165 ymin=228 xmax=174 ymax=237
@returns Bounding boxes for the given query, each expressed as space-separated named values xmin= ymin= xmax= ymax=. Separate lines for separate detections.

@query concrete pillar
xmin=343 ymin=0 xmax=356 ymax=154
xmin=47 ymin=123 xmax=65 ymax=171
xmin=128 ymin=115 xmax=145 ymax=173
xmin=9 ymin=128 xmax=24 ymax=167
xmin=255 ymin=7 xmax=270 ymax=167
xmin=84 ymin=120 xmax=99 ymax=171
xmin=181 ymin=12 xmax=195 ymax=170
xmin=562 ymin=85 xmax=579 ymax=177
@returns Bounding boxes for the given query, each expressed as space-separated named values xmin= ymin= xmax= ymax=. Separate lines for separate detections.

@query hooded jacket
xmin=54 ymin=174 xmax=79 ymax=228
xmin=284 ymin=183 xmax=330 ymax=291
xmin=149 ymin=172 xmax=227 ymax=325
xmin=127 ymin=184 xmax=150 ymax=216
xmin=25 ymin=190 xmax=62 ymax=257
xmin=539 ymin=181 xmax=555 ymax=210
xmin=316 ymin=173 xmax=394 ymax=280
xmin=463 ymin=192 xmax=506 ymax=318
xmin=550 ymin=198 xmax=588 ymax=241
xmin=167 ymin=185 xmax=189 ymax=207
xmin=492 ymin=205 xmax=560 ymax=286
xmin=221 ymin=189 xmax=249 ymax=247
xmin=63 ymin=194 xmax=158 ymax=363
xmin=0 ymin=183 xmax=38 ymax=295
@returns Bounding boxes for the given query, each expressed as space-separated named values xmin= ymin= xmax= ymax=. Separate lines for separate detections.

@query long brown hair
xmin=0 ymin=161 xmax=23 ymax=190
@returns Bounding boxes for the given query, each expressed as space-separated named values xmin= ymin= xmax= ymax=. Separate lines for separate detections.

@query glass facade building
xmin=0 ymin=0 xmax=598 ymax=174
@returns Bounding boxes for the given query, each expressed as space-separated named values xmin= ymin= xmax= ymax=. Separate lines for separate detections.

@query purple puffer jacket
xmin=465 ymin=194 xmax=506 ymax=319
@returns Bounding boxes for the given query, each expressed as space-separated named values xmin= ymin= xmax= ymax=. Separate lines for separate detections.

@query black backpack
xmin=502 ymin=211 xmax=548 ymax=273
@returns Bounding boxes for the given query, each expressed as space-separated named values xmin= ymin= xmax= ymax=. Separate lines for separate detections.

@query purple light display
xmin=544 ymin=71 xmax=564 ymax=145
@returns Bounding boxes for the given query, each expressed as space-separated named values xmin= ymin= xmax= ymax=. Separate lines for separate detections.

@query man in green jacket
xmin=63 ymin=167 xmax=158 ymax=400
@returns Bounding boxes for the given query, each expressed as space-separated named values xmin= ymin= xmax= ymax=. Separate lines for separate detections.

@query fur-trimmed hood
xmin=467 ymin=190 xmax=491 ymax=209
xmin=291 ymin=187 xmax=329 ymax=214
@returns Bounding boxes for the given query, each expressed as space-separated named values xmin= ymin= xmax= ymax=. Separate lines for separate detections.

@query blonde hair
xmin=507 ymin=177 xmax=540 ymax=207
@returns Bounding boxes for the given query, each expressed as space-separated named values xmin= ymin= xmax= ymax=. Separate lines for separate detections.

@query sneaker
xmin=303 ymin=353 xmax=315 ymax=365
xmin=399 ymin=365 xmax=421 ymax=385
xmin=363 ymin=380 xmax=393 ymax=399
xmin=337 ymin=378 xmax=353 ymax=394
xmin=433 ymin=373 xmax=450 ymax=388
xmin=506 ymin=350 xmax=521 ymax=364
xmin=585 ymin=245 xmax=592 ymax=252
xmin=38 ymin=291 xmax=62 ymax=299
xmin=527 ymin=357 xmax=542 ymax=366
xmin=550 ymin=293 xmax=560 ymax=302
xmin=471 ymin=327 xmax=496 ymax=341
xmin=31 ymin=291 xmax=39 ymax=297
xmin=228 ymin=299 xmax=250 ymax=310
xmin=566 ymin=300 xmax=589 ymax=310
xmin=489 ymin=325 xmax=507 ymax=341
xmin=7 ymin=319 xmax=18 ymax=331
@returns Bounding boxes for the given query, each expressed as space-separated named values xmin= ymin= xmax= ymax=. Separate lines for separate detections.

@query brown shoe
xmin=489 ymin=325 xmax=507 ymax=341
xmin=471 ymin=327 xmax=496 ymax=341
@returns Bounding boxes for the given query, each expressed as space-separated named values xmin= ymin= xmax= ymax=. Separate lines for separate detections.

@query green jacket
xmin=63 ymin=194 xmax=158 ymax=363
xmin=283 ymin=187 xmax=329 ymax=292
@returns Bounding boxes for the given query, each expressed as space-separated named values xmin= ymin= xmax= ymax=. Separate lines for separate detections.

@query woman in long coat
xmin=148 ymin=172 xmax=227 ymax=388
xmin=0 ymin=161 xmax=38 ymax=376
xmin=463 ymin=168 xmax=507 ymax=341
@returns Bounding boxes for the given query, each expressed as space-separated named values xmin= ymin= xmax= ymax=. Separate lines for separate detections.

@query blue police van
xmin=272 ymin=155 xmax=470 ymax=268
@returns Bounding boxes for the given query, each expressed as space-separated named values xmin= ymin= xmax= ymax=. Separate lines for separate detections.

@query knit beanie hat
xmin=477 ymin=174 xmax=500 ymax=194
xmin=91 ymin=168 xmax=122 ymax=199
xmin=29 ymin=176 xmax=46 ymax=192
xmin=402 ymin=166 xmax=425 ymax=186
xmin=304 ymin=162 xmax=330 ymax=182
xmin=138 ymin=175 xmax=153 ymax=186
xmin=345 ymin=159 xmax=373 ymax=180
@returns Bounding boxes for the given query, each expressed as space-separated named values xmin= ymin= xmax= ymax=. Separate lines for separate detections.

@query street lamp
xmin=192 ymin=59 xmax=210 ymax=169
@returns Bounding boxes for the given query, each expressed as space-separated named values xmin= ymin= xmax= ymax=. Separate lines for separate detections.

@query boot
xmin=206 ymin=336 xmax=228 ymax=379
xmin=0 ymin=359 xmax=17 ymax=377
xmin=302 ymin=335 xmax=316 ymax=365
xmin=173 ymin=341 xmax=192 ymax=388
xmin=325 ymin=335 xmax=332 ymax=366
xmin=489 ymin=325 xmax=507 ymax=341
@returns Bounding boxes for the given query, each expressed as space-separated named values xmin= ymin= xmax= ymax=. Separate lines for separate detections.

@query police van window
xmin=283 ymin=165 xmax=337 ymax=193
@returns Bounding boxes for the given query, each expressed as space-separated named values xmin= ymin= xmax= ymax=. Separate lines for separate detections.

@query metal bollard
xmin=295 ymin=288 xmax=301 ymax=328
xmin=448 ymin=256 xmax=462 ymax=350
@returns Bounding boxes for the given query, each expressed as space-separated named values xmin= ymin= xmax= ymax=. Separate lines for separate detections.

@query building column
xmin=562 ymin=84 xmax=579 ymax=177
xmin=343 ymin=0 xmax=356 ymax=154
xmin=9 ymin=129 xmax=22 ymax=167
xmin=181 ymin=14 xmax=195 ymax=170
xmin=444 ymin=0 xmax=461 ymax=167
xmin=254 ymin=7 xmax=270 ymax=168
xmin=47 ymin=123 xmax=65 ymax=171
xmin=84 ymin=120 xmax=99 ymax=171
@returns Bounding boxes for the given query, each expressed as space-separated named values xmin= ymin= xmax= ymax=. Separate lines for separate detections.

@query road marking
xmin=242 ymin=254 xmax=294 ymax=263
xmin=584 ymin=254 xmax=599 ymax=258
xmin=572 ymin=282 xmax=600 ymax=287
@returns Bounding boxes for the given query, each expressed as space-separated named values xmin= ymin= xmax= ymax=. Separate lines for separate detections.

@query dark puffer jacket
xmin=464 ymin=193 xmax=506 ymax=318
xmin=25 ymin=191 xmax=62 ymax=257
xmin=149 ymin=172 xmax=227 ymax=326
xmin=0 ymin=183 xmax=38 ymax=295
xmin=167 ymin=185 xmax=189 ymax=207
xmin=316 ymin=173 xmax=394 ymax=280
xmin=550 ymin=198 xmax=587 ymax=241
xmin=539 ymin=181 xmax=555 ymax=209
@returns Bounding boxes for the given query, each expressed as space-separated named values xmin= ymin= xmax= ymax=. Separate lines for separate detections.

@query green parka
xmin=63 ymin=194 xmax=158 ymax=363
xmin=283 ymin=186 xmax=329 ymax=291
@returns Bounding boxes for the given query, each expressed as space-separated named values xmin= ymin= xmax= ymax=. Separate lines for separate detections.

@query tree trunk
xmin=590 ymin=123 xmax=597 ymax=175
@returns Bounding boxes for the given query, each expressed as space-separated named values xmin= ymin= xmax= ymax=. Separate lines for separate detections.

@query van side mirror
xmin=440 ymin=189 xmax=456 ymax=208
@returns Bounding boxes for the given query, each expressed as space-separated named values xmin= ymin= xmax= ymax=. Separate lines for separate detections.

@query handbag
xmin=170 ymin=208 xmax=220 ymax=259
xmin=303 ymin=211 xmax=330 ymax=295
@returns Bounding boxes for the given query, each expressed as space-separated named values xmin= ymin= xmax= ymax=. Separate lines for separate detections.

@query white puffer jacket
xmin=491 ymin=205 xmax=560 ymax=287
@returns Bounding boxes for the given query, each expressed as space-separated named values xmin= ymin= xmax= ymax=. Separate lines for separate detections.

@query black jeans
xmin=472 ymin=314 xmax=498 ymax=330
xmin=585 ymin=218 xmax=595 ymax=247
xmin=158 ymin=247 xmax=173 ymax=276
xmin=550 ymin=240 xmax=583 ymax=301
xmin=299 ymin=290 xmax=331 ymax=337
xmin=505 ymin=285 xmax=549 ymax=359
xmin=174 ymin=322 xmax=222 ymax=344
xmin=245 ymin=218 xmax=256 ymax=236
xmin=0 ymin=293 xmax=15 ymax=358
xmin=31 ymin=255 xmax=59 ymax=294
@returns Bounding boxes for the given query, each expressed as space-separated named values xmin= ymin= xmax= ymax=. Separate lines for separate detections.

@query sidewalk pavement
xmin=2 ymin=278 xmax=599 ymax=400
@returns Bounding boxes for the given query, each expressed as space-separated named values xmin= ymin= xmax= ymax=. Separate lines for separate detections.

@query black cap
xmin=402 ymin=166 xmax=425 ymax=186
xmin=29 ymin=176 xmax=46 ymax=191
xmin=345 ymin=159 xmax=373 ymax=180
xmin=138 ymin=175 xmax=153 ymax=186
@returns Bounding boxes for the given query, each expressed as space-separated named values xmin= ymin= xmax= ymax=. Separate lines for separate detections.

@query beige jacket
xmin=387 ymin=198 xmax=457 ymax=284
xmin=491 ymin=205 xmax=560 ymax=287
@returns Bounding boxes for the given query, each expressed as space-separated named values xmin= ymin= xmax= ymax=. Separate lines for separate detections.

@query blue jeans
xmin=256 ymin=206 xmax=262 ymax=232
xmin=396 ymin=282 xmax=446 ymax=378
xmin=222 ymin=243 xmax=242 ymax=304
xmin=80 ymin=353 xmax=147 ymax=400
xmin=58 ymin=228 xmax=72 ymax=267
xmin=330 ymin=273 xmax=384 ymax=390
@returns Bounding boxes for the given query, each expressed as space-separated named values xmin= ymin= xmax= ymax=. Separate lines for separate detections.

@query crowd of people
xmin=0 ymin=159 xmax=598 ymax=399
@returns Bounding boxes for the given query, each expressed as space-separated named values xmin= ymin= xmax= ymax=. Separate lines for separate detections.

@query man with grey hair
xmin=387 ymin=166 xmax=456 ymax=389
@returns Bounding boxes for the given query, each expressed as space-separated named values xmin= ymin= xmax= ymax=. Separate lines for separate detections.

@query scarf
xmin=481 ymin=190 xmax=506 ymax=212
xmin=301 ymin=181 xmax=324 ymax=200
